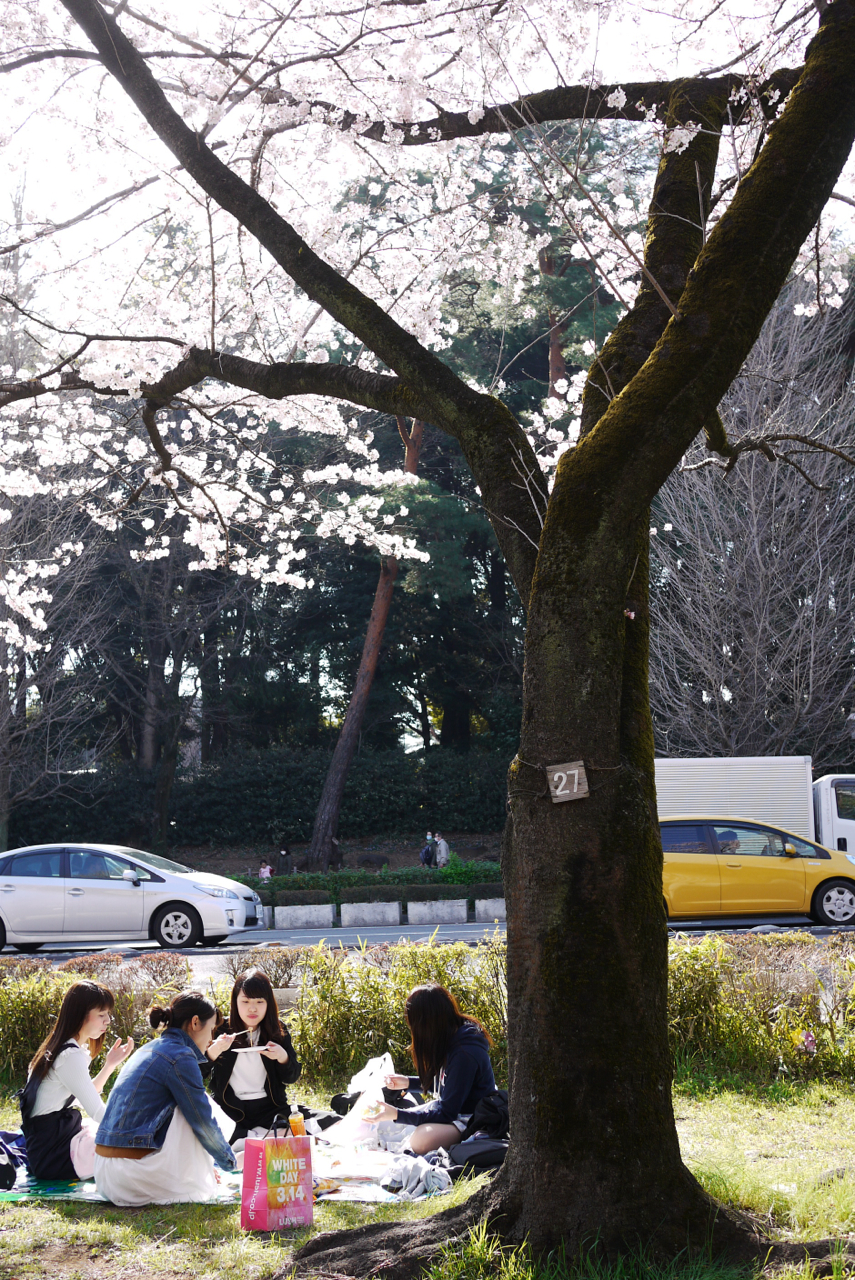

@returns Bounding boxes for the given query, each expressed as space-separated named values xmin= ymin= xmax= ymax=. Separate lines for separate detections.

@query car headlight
xmin=193 ymin=884 xmax=239 ymax=899
xmin=251 ymin=892 xmax=261 ymax=904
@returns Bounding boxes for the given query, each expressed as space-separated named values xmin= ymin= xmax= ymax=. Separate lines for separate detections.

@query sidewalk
xmin=236 ymin=921 xmax=506 ymax=948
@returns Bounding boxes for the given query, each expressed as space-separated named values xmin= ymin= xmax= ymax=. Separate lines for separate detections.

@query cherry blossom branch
xmin=140 ymin=346 xmax=432 ymax=420
xmin=0 ymin=47 xmax=240 ymax=73
xmin=0 ymin=295 xmax=185 ymax=347
xmin=59 ymin=0 xmax=482 ymax=426
xmin=0 ymin=370 xmax=131 ymax=408
xmin=250 ymin=68 xmax=800 ymax=146
xmin=0 ymin=142 xmax=227 ymax=257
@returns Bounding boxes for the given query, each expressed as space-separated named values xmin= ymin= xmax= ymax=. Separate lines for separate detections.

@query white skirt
xmin=94 ymin=1109 xmax=221 ymax=1206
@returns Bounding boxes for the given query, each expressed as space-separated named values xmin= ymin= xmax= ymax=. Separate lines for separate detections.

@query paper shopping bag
xmin=241 ymin=1132 xmax=313 ymax=1231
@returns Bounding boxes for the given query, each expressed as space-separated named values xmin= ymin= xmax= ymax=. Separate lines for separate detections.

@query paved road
xmin=10 ymin=913 xmax=855 ymax=968
xmin=8 ymin=921 xmax=504 ymax=961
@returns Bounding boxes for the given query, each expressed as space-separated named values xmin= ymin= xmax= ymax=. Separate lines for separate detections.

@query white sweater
xmin=29 ymin=1041 xmax=105 ymax=1122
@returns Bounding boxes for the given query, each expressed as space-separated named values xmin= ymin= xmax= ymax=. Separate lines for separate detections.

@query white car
xmin=0 ymin=844 xmax=263 ymax=950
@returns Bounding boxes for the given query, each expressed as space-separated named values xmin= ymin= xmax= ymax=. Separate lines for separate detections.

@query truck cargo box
xmin=654 ymin=756 xmax=814 ymax=840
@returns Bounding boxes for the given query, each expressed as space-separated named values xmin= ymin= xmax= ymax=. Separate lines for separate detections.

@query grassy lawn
xmin=2 ymin=1081 xmax=855 ymax=1280
xmin=674 ymin=1077 xmax=855 ymax=1241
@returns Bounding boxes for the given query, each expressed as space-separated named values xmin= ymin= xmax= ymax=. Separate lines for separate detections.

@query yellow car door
xmin=713 ymin=823 xmax=806 ymax=912
xmin=661 ymin=823 xmax=720 ymax=915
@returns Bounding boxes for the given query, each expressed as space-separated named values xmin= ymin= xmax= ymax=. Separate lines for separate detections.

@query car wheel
xmin=811 ymin=879 xmax=855 ymax=926
xmin=152 ymin=905 xmax=202 ymax=949
xmin=15 ymin=943 xmax=42 ymax=953
xmin=205 ymin=936 xmax=227 ymax=946
xmin=0 ymin=919 xmax=5 ymax=952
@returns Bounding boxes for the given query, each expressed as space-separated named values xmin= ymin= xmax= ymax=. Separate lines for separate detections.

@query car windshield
xmin=124 ymin=848 xmax=192 ymax=874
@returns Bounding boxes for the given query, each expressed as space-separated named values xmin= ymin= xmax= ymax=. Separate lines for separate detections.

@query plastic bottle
xmin=288 ymin=1104 xmax=306 ymax=1137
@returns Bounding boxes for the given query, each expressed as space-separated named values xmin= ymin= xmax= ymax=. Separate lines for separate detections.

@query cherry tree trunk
xmin=308 ymin=556 xmax=399 ymax=867
xmin=495 ymin=519 xmax=719 ymax=1249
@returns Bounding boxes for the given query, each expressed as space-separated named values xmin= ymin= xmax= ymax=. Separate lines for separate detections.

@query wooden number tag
xmin=546 ymin=761 xmax=589 ymax=803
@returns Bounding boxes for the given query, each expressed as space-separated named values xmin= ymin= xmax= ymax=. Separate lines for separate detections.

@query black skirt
xmin=22 ymin=1105 xmax=82 ymax=1181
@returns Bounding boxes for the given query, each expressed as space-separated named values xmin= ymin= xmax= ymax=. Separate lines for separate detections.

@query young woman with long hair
xmin=20 ymin=980 xmax=134 ymax=1181
xmin=93 ymin=991 xmax=237 ymax=1205
xmin=365 ymin=983 xmax=497 ymax=1155
xmin=205 ymin=968 xmax=301 ymax=1143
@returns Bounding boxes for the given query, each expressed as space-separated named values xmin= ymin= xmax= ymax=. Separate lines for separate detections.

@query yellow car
xmin=661 ymin=818 xmax=855 ymax=925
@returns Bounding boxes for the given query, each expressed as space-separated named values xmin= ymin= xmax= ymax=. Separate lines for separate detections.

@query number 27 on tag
xmin=546 ymin=761 xmax=589 ymax=803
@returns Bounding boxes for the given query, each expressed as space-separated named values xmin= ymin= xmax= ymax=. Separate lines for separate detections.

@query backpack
xmin=459 ymin=1089 xmax=509 ymax=1142
xmin=0 ymin=1132 xmax=25 ymax=1191
xmin=447 ymin=1137 xmax=509 ymax=1173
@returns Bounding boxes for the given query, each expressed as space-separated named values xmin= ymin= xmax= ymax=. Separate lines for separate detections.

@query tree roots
xmin=287 ymin=1187 xmax=489 ymax=1280
xmin=282 ymin=1185 xmax=855 ymax=1280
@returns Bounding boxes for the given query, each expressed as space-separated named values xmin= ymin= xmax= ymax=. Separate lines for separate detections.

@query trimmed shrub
xmin=339 ymin=886 xmax=407 ymax=904
xmin=274 ymin=890 xmax=332 ymax=907
xmin=56 ymin=953 xmax=124 ymax=978
xmin=218 ymin=946 xmax=305 ymax=989
xmin=0 ymin=956 xmax=51 ymax=984
xmin=0 ymin=959 xmax=186 ymax=1083
xmin=668 ymin=934 xmax=855 ymax=1078
xmin=133 ymin=952 xmax=191 ymax=990
xmin=293 ymin=934 xmax=508 ymax=1085
xmin=404 ymin=885 xmax=471 ymax=902
xmin=466 ymin=883 xmax=504 ymax=900
xmin=0 ymin=971 xmax=82 ymax=1080
xmin=239 ymin=857 xmax=502 ymax=899
xmin=2 ymin=935 xmax=855 ymax=1092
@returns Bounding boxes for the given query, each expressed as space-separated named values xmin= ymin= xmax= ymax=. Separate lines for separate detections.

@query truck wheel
xmin=811 ymin=880 xmax=855 ymax=926
xmin=152 ymin=905 xmax=202 ymax=949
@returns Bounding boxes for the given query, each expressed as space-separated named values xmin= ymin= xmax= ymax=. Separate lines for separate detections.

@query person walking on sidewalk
xmin=419 ymin=832 xmax=436 ymax=867
xmin=434 ymin=833 xmax=450 ymax=868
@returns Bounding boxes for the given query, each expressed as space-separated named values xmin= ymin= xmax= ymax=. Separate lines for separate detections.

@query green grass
xmin=0 ymin=1089 xmax=486 ymax=1280
xmin=4 ymin=1081 xmax=855 ymax=1280
xmin=674 ymin=1077 xmax=855 ymax=1239
xmin=425 ymin=1225 xmax=855 ymax=1280
xmin=425 ymin=1224 xmax=753 ymax=1280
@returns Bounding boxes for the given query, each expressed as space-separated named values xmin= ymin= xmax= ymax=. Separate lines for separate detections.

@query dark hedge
xmin=8 ymin=747 xmax=511 ymax=849
xmin=273 ymin=890 xmax=332 ymax=906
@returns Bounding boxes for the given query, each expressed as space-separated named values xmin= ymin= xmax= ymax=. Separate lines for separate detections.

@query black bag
xmin=330 ymin=1087 xmax=423 ymax=1116
xmin=459 ymin=1089 xmax=509 ymax=1142
xmin=447 ymin=1137 xmax=509 ymax=1172
xmin=0 ymin=1140 xmax=18 ymax=1190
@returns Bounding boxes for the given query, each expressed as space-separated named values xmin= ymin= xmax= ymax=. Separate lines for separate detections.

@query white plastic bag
xmin=322 ymin=1053 xmax=396 ymax=1146
xmin=347 ymin=1052 xmax=395 ymax=1094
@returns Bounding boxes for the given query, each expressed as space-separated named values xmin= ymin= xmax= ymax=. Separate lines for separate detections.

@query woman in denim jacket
xmin=94 ymin=991 xmax=237 ymax=1205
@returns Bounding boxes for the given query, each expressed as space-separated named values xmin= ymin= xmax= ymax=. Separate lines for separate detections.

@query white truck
xmin=812 ymin=774 xmax=855 ymax=854
xmin=654 ymin=756 xmax=855 ymax=851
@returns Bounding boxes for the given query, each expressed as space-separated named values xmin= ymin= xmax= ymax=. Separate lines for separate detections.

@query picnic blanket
xmin=0 ymin=1167 xmax=243 ymax=1205
xmin=0 ymin=1148 xmax=449 ymax=1207
xmin=311 ymin=1142 xmax=451 ymax=1203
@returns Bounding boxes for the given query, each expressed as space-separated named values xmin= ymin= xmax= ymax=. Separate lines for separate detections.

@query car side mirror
xmin=123 ymin=869 xmax=141 ymax=884
xmin=784 ymin=844 xmax=799 ymax=857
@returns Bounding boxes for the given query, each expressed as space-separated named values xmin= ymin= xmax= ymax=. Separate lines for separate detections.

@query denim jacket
xmin=96 ymin=1028 xmax=236 ymax=1171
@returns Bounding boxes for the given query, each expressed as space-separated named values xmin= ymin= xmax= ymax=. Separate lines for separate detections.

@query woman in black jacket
xmin=204 ymin=969 xmax=300 ymax=1142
